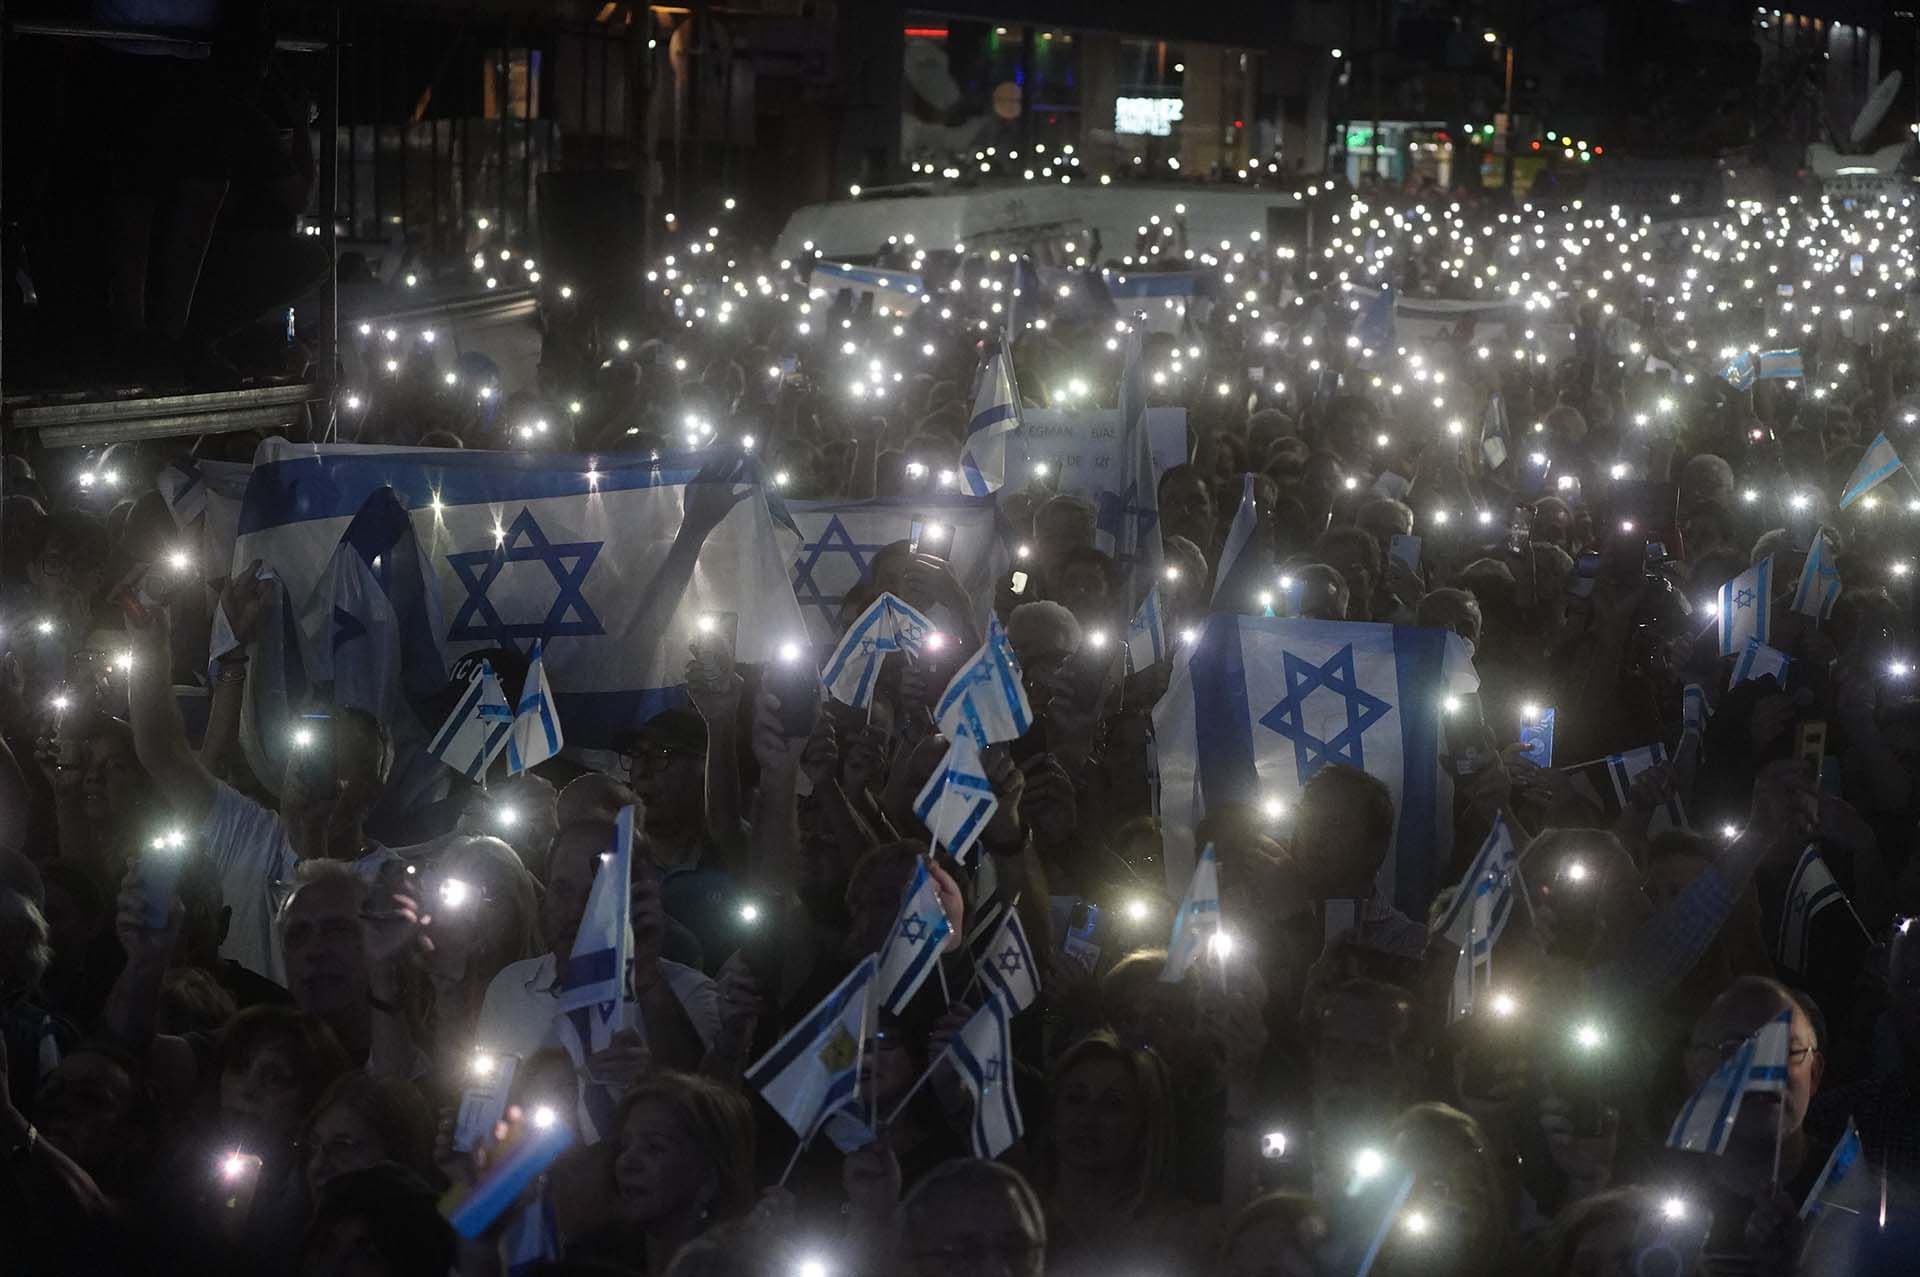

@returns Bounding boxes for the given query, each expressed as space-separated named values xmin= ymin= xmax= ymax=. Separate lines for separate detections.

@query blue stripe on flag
xmin=430 ymin=675 xmax=491 ymax=756
xmin=1391 ymin=625 xmax=1448 ymax=910
xmin=745 ymin=967 xmax=867 ymax=1089
xmin=558 ymin=946 xmax=618 ymax=991
xmin=1192 ymin=617 xmax=1257 ymax=814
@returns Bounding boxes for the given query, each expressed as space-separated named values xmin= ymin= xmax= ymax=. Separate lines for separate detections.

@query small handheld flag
xmin=1731 ymin=638 xmax=1791 ymax=688
xmin=1717 ymin=556 xmax=1774 ymax=657
xmin=552 ymin=807 xmax=638 ymax=1056
xmin=505 ymin=640 xmax=563 ymax=775
xmin=968 ymin=898 xmax=1040 ymax=1012
xmin=913 ymin=737 xmax=1000 ymax=864
xmin=1776 ymin=844 xmax=1865 ymax=974
xmin=822 ymin=592 xmax=936 ymax=709
xmin=1124 ymin=584 xmax=1169 ymax=671
xmin=1667 ymin=1008 xmax=1792 ymax=1154
xmin=957 ymin=343 xmax=1023 ymax=497
xmin=746 ymin=955 xmax=878 ymax=1140
xmin=1800 ymin=1119 xmax=1863 ymax=1220
xmin=875 ymin=860 xmax=955 ymax=1014
xmin=944 ymin=994 xmax=1023 ymax=1159
xmin=1791 ymin=529 xmax=1843 ymax=620
xmin=935 ymin=616 xmax=1033 ymax=747
xmin=1211 ymin=474 xmax=1263 ymax=611
xmin=1160 ymin=843 xmax=1221 ymax=983
xmin=427 ymin=661 xmax=514 ymax=781
xmin=1838 ymin=432 xmax=1905 ymax=509
xmin=1436 ymin=813 xmax=1519 ymax=954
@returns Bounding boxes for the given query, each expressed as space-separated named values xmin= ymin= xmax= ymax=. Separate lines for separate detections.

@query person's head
xmin=421 ymin=835 xmax=538 ymax=994
xmin=1680 ymin=976 xmax=1822 ymax=1152
xmin=1098 ymin=947 xmax=1204 ymax=1069
xmin=610 ymin=1072 xmax=755 ymax=1230
xmin=1314 ymin=527 xmax=1383 ymax=616
xmin=1045 ymin=1030 xmax=1173 ymax=1212
xmin=213 ymin=1006 xmax=351 ymax=1156
xmin=541 ymin=818 xmax=620 ymax=961
xmin=1384 ymin=1103 xmax=1507 ymax=1270
xmin=1679 ymin=453 xmax=1737 ymax=514
xmin=622 ymin=709 xmax=707 ymax=838
xmin=1033 ymin=494 xmax=1097 ymax=576
xmin=1158 ymin=464 xmax=1218 ymax=551
xmin=34 ymin=1041 xmax=156 ymax=1191
xmin=74 ymin=717 xmax=152 ymax=840
xmin=1159 ymin=534 xmax=1209 ymax=617
xmin=556 ymin=770 xmax=641 ymax=828
xmin=1292 ymin=562 xmax=1351 ymax=620
xmin=278 ymin=861 xmax=373 ymax=1027
xmin=465 ymin=772 xmax=559 ymax=876
xmin=859 ymin=1012 xmax=927 ymax=1113
xmin=1219 ymin=1192 xmax=1327 ymax=1277
xmin=1542 ymin=1187 xmax=1665 ymax=1277
xmin=298 ymin=1164 xmax=454 ymax=1277
xmin=1052 ymin=546 xmax=1122 ymax=633
xmin=1415 ymin=588 xmax=1484 ymax=658
xmin=281 ymin=707 xmax=394 ymax=862
xmin=1006 ymin=600 xmax=1081 ymax=701
xmin=1530 ymin=496 xmax=1574 ymax=553
xmin=1517 ymin=829 xmax=1651 ymax=965
xmin=1305 ymin=975 xmax=1422 ymax=1139
xmin=897 ymin=1158 xmax=1046 ymax=1277
xmin=301 ymin=1071 xmax=436 ymax=1198
xmin=1289 ymin=764 xmax=1395 ymax=896
xmin=1357 ymin=497 xmax=1415 ymax=547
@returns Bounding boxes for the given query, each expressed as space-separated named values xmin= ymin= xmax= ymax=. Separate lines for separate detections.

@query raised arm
xmin=124 ymin=609 xmax=219 ymax=830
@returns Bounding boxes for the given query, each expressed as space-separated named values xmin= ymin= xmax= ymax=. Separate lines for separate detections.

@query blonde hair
xmin=1041 ymin=1030 xmax=1174 ymax=1214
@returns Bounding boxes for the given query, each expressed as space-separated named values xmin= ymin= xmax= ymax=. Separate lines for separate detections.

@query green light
xmin=1346 ymin=126 xmax=1375 ymax=149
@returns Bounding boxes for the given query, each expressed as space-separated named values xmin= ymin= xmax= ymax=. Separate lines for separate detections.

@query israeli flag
xmin=958 ymin=343 xmax=1024 ymax=497
xmin=1791 ymin=528 xmax=1843 ymax=620
xmin=506 ymin=640 xmax=563 ymax=775
xmin=1683 ymin=684 xmax=1711 ymax=737
xmin=316 ymin=486 xmax=449 ymax=725
xmin=807 ymin=260 xmax=925 ymax=307
xmin=1355 ymin=284 xmax=1398 ymax=351
xmin=1801 ymin=1119 xmax=1864 ymax=1220
xmin=1776 ymin=844 xmax=1854 ymax=975
xmin=1124 ymin=583 xmax=1169 ymax=671
xmin=1160 ymin=843 xmax=1221 ymax=983
xmin=746 ymin=954 xmax=877 ymax=1140
xmin=779 ymin=496 xmax=1008 ymax=646
xmin=1720 ymin=349 xmax=1799 ymax=391
xmin=935 ymin=617 xmax=1033 ymax=748
xmin=875 ymin=860 xmax=955 ymax=1014
xmin=1153 ymin=614 xmax=1476 ymax=909
xmin=945 ymin=994 xmax=1023 ymax=1159
xmin=1605 ymin=743 xmax=1687 ymax=832
xmin=552 ymin=806 xmax=638 ymax=1053
xmin=1436 ymin=813 xmax=1519 ymax=955
xmin=1716 ymin=556 xmax=1774 ymax=656
xmin=1731 ymin=638 xmax=1791 ymax=688
xmin=1211 ymin=474 xmax=1264 ymax=612
xmin=1482 ymin=391 xmax=1510 ymax=470
xmin=822 ymin=591 xmax=937 ymax=710
xmin=968 ymin=898 xmax=1040 ymax=1012
xmin=1113 ymin=320 xmax=1164 ymax=600
xmin=1839 ymin=432 xmax=1905 ymax=508
xmin=1667 ymin=1008 xmax=1792 ymax=1155
xmin=230 ymin=440 xmax=804 ymax=757
xmin=427 ymin=660 xmax=514 ymax=781
xmin=913 ymin=736 xmax=999 ymax=864
xmin=1448 ymin=885 xmax=1495 ymax=1025
xmin=159 ymin=456 xmax=250 ymax=575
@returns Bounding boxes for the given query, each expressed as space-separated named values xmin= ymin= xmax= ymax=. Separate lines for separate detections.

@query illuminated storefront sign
xmin=1115 ymin=95 xmax=1184 ymax=136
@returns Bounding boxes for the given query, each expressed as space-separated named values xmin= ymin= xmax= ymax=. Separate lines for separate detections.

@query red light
xmin=903 ymin=26 xmax=948 ymax=38
xmin=1594 ymin=145 xmax=1604 ymax=155
xmin=1531 ymin=140 xmax=1541 ymax=151
xmin=1233 ymin=119 xmax=1244 ymax=130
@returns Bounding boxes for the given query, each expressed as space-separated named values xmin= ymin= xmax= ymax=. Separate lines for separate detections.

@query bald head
xmin=1684 ymin=976 xmax=1822 ymax=1147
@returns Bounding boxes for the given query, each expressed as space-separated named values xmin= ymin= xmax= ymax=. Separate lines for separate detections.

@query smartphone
xmin=1388 ymin=534 xmax=1422 ymax=573
xmin=1796 ymin=720 xmax=1827 ymax=774
xmin=1630 ymin=1197 xmax=1712 ymax=1277
xmin=1517 ymin=706 xmax=1556 ymax=768
xmin=215 ymin=1151 xmax=265 ymax=1226
xmin=1010 ymin=570 xmax=1030 ymax=596
xmin=452 ymin=1052 xmax=521 ymax=1153
xmin=1505 ymin=506 xmax=1534 ymax=556
xmin=133 ymin=834 xmax=191 ymax=929
xmin=1320 ymin=897 xmax=1364 ymax=946
xmin=767 ymin=646 xmax=821 ymax=738
xmin=910 ymin=514 xmax=949 ymax=563
xmin=1444 ymin=694 xmax=1498 ymax=776
xmin=291 ymin=713 xmax=337 ymax=792
xmin=1059 ymin=899 xmax=1102 ymax=975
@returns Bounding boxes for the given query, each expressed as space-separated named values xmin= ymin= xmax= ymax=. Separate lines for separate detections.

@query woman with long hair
xmin=419 ymin=834 xmax=539 ymax=1069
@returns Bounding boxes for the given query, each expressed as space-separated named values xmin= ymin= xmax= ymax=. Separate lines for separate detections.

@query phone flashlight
xmin=1262 ymin=796 xmax=1287 ymax=821
xmin=697 ymin=614 xmax=718 ymax=635
xmin=531 ymin=1105 xmax=559 ymax=1130
xmin=1572 ymin=1020 xmax=1605 ymax=1051
xmin=494 ymin=805 xmax=519 ymax=829
xmin=1489 ymin=990 xmax=1519 ymax=1018
xmin=739 ymin=901 xmax=761 ymax=925
xmin=471 ymin=1051 xmax=498 ymax=1080
xmin=440 ymin=878 xmax=474 ymax=909
xmin=1124 ymin=898 xmax=1152 ymax=923
xmin=1402 ymin=1209 xmax=1431 ymax=1237
xmin=927 ymin=632 xmax=948 ymax=652
xmin=167 ymin=549 xmax=194 ymax=573
xmin=1352 ymin=1147 xmax=1387 ymax=1181
xmin=1207 ymin=930 xmax=1235 ymax=961
xmin=1010 ymin=570 xmax=1031 ymax=595
xmin=1086 ymin=630 xmax=1109 ymax=649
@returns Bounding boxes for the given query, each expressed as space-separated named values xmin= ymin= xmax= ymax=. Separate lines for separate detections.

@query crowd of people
xmin=2 ymin=163 xmax=1920 ymax=1277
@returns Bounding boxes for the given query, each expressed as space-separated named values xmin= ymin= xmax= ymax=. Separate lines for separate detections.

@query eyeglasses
xmin=1689 ymin=1037 xmax=1818 ymax=1068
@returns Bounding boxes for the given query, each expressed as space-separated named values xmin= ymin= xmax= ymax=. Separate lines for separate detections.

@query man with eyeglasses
xmin=1664 ymin=975 xmax=1826 ymax=1272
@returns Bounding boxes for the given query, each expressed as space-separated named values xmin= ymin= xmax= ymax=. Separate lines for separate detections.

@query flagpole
xmin=1771 ymin=1086 xmax=1787 ymax=1189
xmin=885 ymin=1055 xmax=940 ymax=1126
xmin=777 ymin=1130 xmax=814 ymax=1187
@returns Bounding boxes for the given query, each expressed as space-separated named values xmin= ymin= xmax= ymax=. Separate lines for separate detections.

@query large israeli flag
xmin=1716 ymin=556 xmax=1774 ymax=657
xmin=957 ymin=343 xmax=1023 ymax=497
xmin=778 ymin=496 xmax=1007 ymax=646
xmin=229 ymin=440 xmax=804 ymax=765
xmin=1839 ymin=432 xmax=1905 ymax=508
xmin=158 ymin=456 xmax=251 ymax=577
xmin=1153 ymin=614 xmax=1476 ymax=909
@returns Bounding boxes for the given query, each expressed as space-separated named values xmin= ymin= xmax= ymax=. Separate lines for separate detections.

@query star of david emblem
xmin=446 ymin=508 xmax=603 ymax=649
xmin=1257 ymin=643 xmax=1393 ymax=784
xmin=817 ymin=1025 xmax=857 ymax=1073
xmin=1096 ymin=480 xmax=1159 ymax=568
xmin=983 ymin=1054 xmax=1004 ymax=1086
xmin=996 ymin=944 xmax=1025 ymax=975
xmin=900 ymin=914 xmax=930 ymax=944
xmin=1735 ymin=588 xmax=1756 ymax=610
xmin=791 ymin=516 xmax=889 ymax=628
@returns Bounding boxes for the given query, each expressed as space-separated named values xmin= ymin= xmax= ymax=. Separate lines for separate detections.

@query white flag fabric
xmin=1160 ymin=843 xmax=1221 ymax=982
xmin=1717 ymin=556 xmax=1774 ymax=656
xmin=1436 ymin=813 xmax=1519 ymax=954
xmin=1124 ymin=584 xmax=1169 ymax=671
xmin=875 ymin=860 xmax=955 ymax=1014
xmin=1776 ymin=844 xmax=1847 ymax=974
xmin=1481 ymin=391 xmax=1510 ymax=469
xmin=1112 ymin=320 xmax=1165 ymax=601
xmin=1447 ymin=885 xmax=1495 ymax=1025
xmin=314 ymin=486 xmax=449 ymax=727
xmin=506 ymin=640 xmax=563 ymax=774
xmin=1839 ymin=432 xmax=1904 ymax=508
xmin=778 ymin=496 xmax=1006 ymax=647
xmin=1722 ymin=348 xmax=1805 ymax=391
xmin=1211 ymin=474 xmax=1263 ymax=611
xmin=158 ymin=456 xmax=251 ymax=575
xmin=945 ymin=994 xmax=1023 ymax=1159
xmin=1667 ymin=1009 xmax=1792 ymax=1154
xmin=913 ymin=736 xmax=999 ymax=864
xmin=958 ymin=343 xmax=1023 ymax=497
xmin=230 ymin=440 xmax=804 ymax=771
xmin=1153 ymin=613 xmax=1477 ymax=906
xmin=1731 ymin=638 xmax=1791 ymax=688
xmin=1801 ymin=1120 xmax=1865 ymax=1220
xmin=935 ymin=617 xmax=1034 ymax=748
xmin=746 ymin=954 xmax=877 ymax=1140
xmin=552 ymin=806 xmax=638 ymax=1053
xmin=1683 ymin=684 xmax=1711 ymax=737
xmin=1791 ymin=528 xmax=1843 ymax=620
xmin=1605 ymin=743 xmax=1687 ymax=832
xmin=968 ymin=898 xmax=1040 ymax=1012
xmin=808 ymin=260 xmax=925 ymax=307
xmin=426 ymin=661 xmax=514 ymax=781
xmin=821 ymin=591 xmax=936 ymax=709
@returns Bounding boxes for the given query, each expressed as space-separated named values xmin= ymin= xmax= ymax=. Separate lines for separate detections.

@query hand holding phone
xmin=452 ymin=1052 xmax=521 ymax=1153
xmin=767 ymin=641 xmax=821 ymax=738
